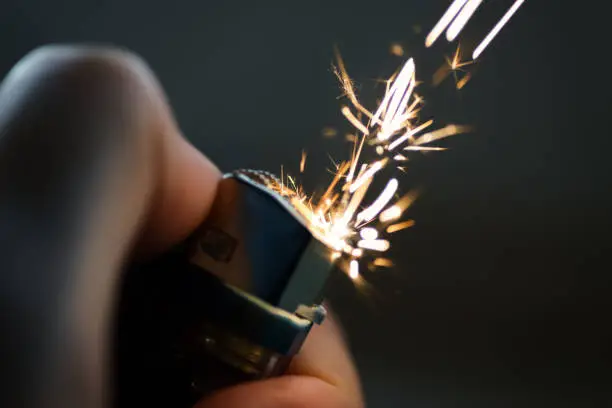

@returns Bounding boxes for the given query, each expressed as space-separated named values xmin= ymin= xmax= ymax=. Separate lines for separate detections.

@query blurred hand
xmin=0 ymin=46 xmax=362 ymax=408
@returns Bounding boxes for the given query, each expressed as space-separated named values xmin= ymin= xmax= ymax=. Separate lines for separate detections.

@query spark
xmin=357 ymin=178 xmax=399 ymax=223
xmin=456 ymin=72 xmax=472 ymax=89
xmin=373 ymin=258 xmax=394 ymax=268
xmin=271 ymin=49 xmax=468 ymax=280
xmin=349 ymin=259 xmax=360 ymax=280
xmin=413 ymin=124 xmax=471 ymax=145
xmin=390 ymin=43 xmax=404 ymax=56
xmin=322 ymin=127 xmax=338 ymax=137
xmin=425 ymin=0 xmax=468 ymax=47
xmin=300 ymin=150 xmax=307 ymax=173
xmin=372 ymin=59 xmax=416 ymax=141
xmin=387 ymin=220 xmax=415 ymax=233
xmin=357 ymin=239 xmax=391 ymax=252
xmin=334 ymin=47 xmax=374 ymax=119
xmin=360 ymin=227 xmax=379 ymax=240
xmin=349 ymin=159 xmax=387 ymax=193
xmin=380 ymin=191 xmax=418 ymax=222
xmin=473 ymin=0 xmax=526 ymax=59
xmin=388 ymin=119 xmax=434 ymax=151
xmin=341 ymin=106 xmax=370 ymax=136
xmin=448 ymin=44 xmax=474 ymax=70
xmin=446 ymin=0 xmax=484 ymax=42
xmin=404 ymin=146 xmax=447 ymax=151
xmin=346 ymin=134 xmax=367 ymax=184
xmin=379 ymin=205 xmax=402 ymax=222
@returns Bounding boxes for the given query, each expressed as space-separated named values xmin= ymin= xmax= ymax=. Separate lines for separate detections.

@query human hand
xmin=0 ymin=45 xmax=363 ymax=408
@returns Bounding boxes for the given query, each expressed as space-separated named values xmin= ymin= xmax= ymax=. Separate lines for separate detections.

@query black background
xmin=1 ymin=1 xmax=610 ymax=406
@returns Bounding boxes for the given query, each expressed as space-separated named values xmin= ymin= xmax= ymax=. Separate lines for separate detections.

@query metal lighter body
xmin=114 ymin=171 xmax=333 ymax=408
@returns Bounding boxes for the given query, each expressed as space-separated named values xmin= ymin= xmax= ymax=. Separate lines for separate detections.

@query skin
xmin=0 ymin=45 xmax=363 ymax=408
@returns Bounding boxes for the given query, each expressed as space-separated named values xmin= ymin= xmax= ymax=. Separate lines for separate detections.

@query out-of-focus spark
xmin=388 ymin=119 xmax=434 ymax=151
xmin=349 ymin=259 xmax=360 ymax=279
xmin=349 ymin=159 xmax=387 ymax=193
xmin=360 ymin=227 xmax=379 ymax=240
xmin=390 ymin=43 xmax=404 ymax=56
xmin=357 ymin=239 xmax=391 ymax=252
xmin=432 ymin=63 xmax=452 ymax=86
xmin=300 ymin=150 xmax=307 ymax=173
xmin=394 ymin=154 xmax=408 ymax=161
xmin=456 ymin=72 xmax=472 ymax=89
xmin=379 ymin=205 xmax=402 ymax=222
xmin=387 ymin=220 xmax=415 ymax=233
xmin=352 ymin=248 xmax=364 ymax=257
xmin=357 ymin=178 xmax=399 ymax=222
xmin=343 ymin=176 xmax=373 ymax=224
xmin=446 ymin=0 xmax=484 ymax=42
xmin=425 ymin=0 xmax=468 ymax=47
xmin=331 ymin=251 xmax=342 ymax=261
xmin=380 ymin=191 xmax=418 ymax=222
xmin=342 ymin=106 xmax=370 ymax=136
xmin=473 ymin=0 xmax=526 ymax=59
xmin=322 ymin=127 xmax=338 ymax=137
xmin=373 ymin=258 xmax=394 ymax=268
xmin=413 ymin=124 xmax=471 ymax=145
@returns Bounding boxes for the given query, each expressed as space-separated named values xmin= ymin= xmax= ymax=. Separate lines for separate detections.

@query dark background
xmin=1 ymin=1 xmax=610 ymax=406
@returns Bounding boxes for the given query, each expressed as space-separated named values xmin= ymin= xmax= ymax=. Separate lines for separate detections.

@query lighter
xmin=114 ymin=170 xmax=335 ymax=407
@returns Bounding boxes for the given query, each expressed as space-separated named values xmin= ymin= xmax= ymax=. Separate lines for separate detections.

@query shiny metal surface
xmin=188 ymin=172 xmax=333 ymax=314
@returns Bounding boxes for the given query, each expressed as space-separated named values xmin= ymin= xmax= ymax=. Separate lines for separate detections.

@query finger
xmin=196 ymin=309 xmax=363 ymax=408
xmin=288 ymin=308 xmax=362 ymax=401
xmin=0 ymin=45 xmax=219 ymax=408
xmin=197 ymin=376 xmax=359 ymax=408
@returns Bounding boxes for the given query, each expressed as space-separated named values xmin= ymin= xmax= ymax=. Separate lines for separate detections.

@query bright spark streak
xmin=360 ymin=227 xmax=379 ymax=240
xmin=388 ymin=119 xmax=434 ymax=151
xmin=357 ymin=178 xmax=399 ymax=222
xmin=341 ymin=106 xmax=370 ymax=136
xmin=372 ymin=59 xmax=416 ymax=140
xmin=393 ymin=154 xmax=408 ymax=161
xmin=473 ymin=0 xmax=526 ymax=59
xmin=349 ymin=259 xmax=360 ymax=280
xmin=349 ymin=159 xmax=387 ymax=193
xmin=404 ymin=146 xmax=448 ymax=151
xmin=300 ymin=150 xmax=307 ymax=173
xmin=386 ymin=220 xmax=415 ymax=233
xmin=425 ymin=0 xmax=469 ymax=47
xmin=357 ymin=239 xmax=391 ymax=252
xmin=343 ymin=176 xmax=373 ymax=224
xmin=413 ymin=124 xmax=470 ymax=145
xmin=446 ymin=0 xmax=484 ymax=42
